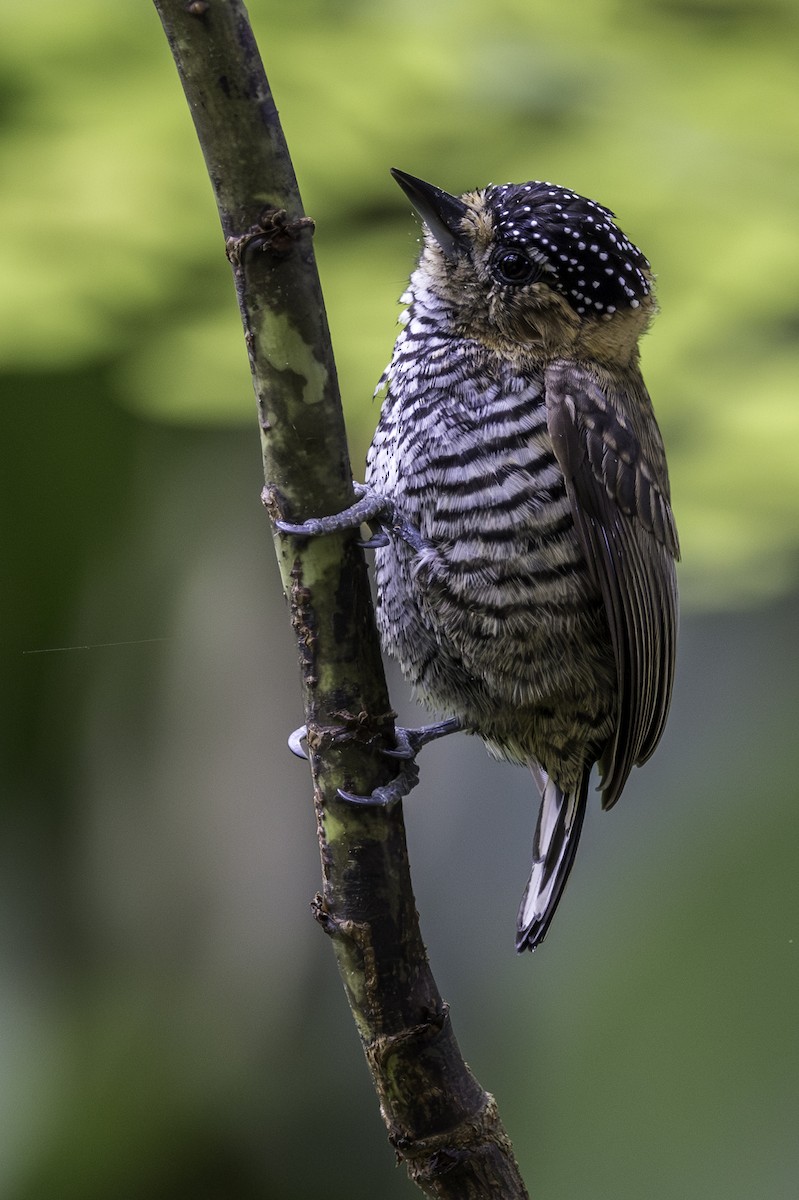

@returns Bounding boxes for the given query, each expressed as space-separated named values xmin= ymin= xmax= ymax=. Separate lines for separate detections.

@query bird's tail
xmin=516 ymin=764 xmax=590 ymax=952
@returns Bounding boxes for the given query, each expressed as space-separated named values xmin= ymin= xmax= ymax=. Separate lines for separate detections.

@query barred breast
xmin=366 ymin=310 xmax=616 ymax=787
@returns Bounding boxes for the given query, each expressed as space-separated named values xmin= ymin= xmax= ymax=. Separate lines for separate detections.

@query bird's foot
xmin=275 ymin=483 xmax=425 ymax=554
xmin=337 ymin=718 xmax=462 ymax=805
xmin=286 ymin=717 xmax=461 ymax=807
xmin=275 ymin=483 xmax=388 ymax=539
xmin=336 ymin=757 xmax=421 ymax=807
xmin=381 ymin=718 xmax=463 ymax=759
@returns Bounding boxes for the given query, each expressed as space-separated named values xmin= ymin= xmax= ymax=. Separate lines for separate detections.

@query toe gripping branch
xmin=288 ymin=718 xmax=461 ymax=808
xmin=274 ymin=483 xmax=426 ymax=554
xmin=276 ymin=480 xmax=448 ymax=804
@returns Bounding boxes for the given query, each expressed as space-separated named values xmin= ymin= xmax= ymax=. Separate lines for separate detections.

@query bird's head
xmin=392 ymin=168 xmax=656 ymax=367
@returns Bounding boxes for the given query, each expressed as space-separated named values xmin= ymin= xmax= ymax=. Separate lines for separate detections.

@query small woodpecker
xmin=283 ymin=170 xmax=679 ymax=951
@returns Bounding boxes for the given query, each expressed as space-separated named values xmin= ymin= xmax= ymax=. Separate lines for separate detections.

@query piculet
xmin=282 ymin=169 xmax=679 ymax=951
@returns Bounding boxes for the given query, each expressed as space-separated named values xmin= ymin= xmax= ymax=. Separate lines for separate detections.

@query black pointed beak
xmin=391 ymin=168 xmax=470 ymax=262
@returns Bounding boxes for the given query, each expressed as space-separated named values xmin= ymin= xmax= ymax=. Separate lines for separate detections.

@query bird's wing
xmin=544 ymin=359 xmax=679 ymax=809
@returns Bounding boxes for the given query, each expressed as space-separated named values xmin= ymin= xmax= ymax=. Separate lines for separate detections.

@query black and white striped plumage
xmin=366 ymin=171 xmax=679 ymax=950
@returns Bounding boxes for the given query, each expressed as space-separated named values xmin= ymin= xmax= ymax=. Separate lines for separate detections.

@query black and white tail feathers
xmin=516 ymin=765 xmax=590 ymax=952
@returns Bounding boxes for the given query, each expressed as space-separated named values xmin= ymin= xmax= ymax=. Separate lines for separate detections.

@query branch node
xmin=260 ymin=483 xmax=283 ymax=522
xmin=398 ymin=1093 xmax=509 ymax=1176
xmin=310 ymin=906 xmax=377 ymax=991
xmin=226 ymin=207 xmax=315 ymax=266
xmin=311 ymin=892 xmax=338 ymax=937
xmin=293 ymin=711 xmax=401 ymax=765
xmin=368 ymin=1002 xmax=451 ymax=1079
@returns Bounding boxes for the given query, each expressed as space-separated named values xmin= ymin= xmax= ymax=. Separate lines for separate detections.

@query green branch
xmin=152 ymin=2 xmax=528 ymax=1195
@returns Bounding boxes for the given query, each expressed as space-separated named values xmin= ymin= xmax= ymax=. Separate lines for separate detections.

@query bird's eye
xmin=491 ymin=248 xmax=539 ymax=287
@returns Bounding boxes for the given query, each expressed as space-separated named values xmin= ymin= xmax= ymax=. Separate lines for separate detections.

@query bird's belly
xmin=372 ymin=491 xmax=616 ymax=773
xmin=366 ymin=376 xmax=617 ymax=773
xmin=376 ymin=516 xmax=604 ymax=690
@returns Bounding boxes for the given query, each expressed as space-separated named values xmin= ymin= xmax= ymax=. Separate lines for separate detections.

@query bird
xmin=361 ymin=169 xmax=680 ymax=951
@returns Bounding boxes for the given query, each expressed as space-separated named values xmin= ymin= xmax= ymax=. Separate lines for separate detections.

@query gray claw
xmin=357 ymin=530 xmax=391 ymax=549
xmin=336 ymin=759 xmax=421 ymax=808
xmin=288 ymin=725 xmax=308 ymax=759
xmin=391 ymin=517 xmax=427 ymax=555
xmin=277 ymin=518 xmax=325 ymax=537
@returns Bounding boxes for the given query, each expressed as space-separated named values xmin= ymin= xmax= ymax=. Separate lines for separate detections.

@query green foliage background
xmin=1 ymin=2 xmax=798 ymax=1197
xmin=4 ymin=0 xmax=799 ymax=607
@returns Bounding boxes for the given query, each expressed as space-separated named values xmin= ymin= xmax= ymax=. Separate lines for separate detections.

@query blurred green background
xmin=1 ymin=0 xmax=798 ymax=1196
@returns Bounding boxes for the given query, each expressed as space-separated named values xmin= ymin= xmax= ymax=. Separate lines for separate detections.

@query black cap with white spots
xmin=486 ymin=182 xmax=651 ymax=317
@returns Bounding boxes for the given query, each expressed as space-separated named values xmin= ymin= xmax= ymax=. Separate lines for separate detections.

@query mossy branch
xmin=152 ymin=2 xmax=529 ymax=1195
